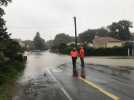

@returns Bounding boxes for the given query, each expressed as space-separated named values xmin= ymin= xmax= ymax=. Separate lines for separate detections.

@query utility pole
xmin=132 ymin=49 xmax=133 ymax=56
xmin=73 ymin=16 xmax=77 ymax=49
xmin=128 ymin=48 xmax=130 ymax=56
xmin=132 ymin=44 xmax=134 ymax=56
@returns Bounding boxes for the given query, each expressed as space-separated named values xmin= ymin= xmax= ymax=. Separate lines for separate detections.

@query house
xmin=87 ymin=42 xmax=93 ymax=47
xmin=67 ymin=42 xmax=81 ymax=46
xmin=93 ymin=36 xmax=123 ymax=48
xmin=126 ymin=41 xmax=134 ymax=56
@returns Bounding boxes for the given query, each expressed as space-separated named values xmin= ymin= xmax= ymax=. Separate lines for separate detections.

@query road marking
xmin=46 ymin=69 xmax=73 ymax=100
xmin=52 ymin=68 xmax=62 ymax=72
xmin=80 ymin=77 xmax=120 ymax=100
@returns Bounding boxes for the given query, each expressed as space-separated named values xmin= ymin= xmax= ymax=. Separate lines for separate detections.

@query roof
xmin=93 ymin=36 xmax=122 ymax=42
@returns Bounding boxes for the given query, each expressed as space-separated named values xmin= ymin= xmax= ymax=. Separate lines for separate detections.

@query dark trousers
xmin=80 ymin=57 xmax=85 ymax=68
xmin=72 ymin=57 xmax=77 ymax=74
xmin=80 ymin=57 xmax=85 ymax=78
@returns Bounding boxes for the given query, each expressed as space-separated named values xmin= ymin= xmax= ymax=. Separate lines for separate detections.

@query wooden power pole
xmin=73 ymin=16 xmax=77 ymax=49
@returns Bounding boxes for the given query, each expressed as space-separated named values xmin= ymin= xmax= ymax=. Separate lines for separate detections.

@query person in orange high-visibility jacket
xmin=79 ymin=46 xmax=85 ymax=78
xmin=70 ymin=48 xmax=79 ymax=77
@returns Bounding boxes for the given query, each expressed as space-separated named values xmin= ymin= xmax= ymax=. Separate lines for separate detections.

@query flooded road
xmin=14 ymin=51 xmax=134 ymax=100
xmin=22 ymin=51 xmax=134 ymax=82
xmin=21 ymin=51 xmax=70 ymax=82
xmin=14 ymin=51 xmax=71 ymax=100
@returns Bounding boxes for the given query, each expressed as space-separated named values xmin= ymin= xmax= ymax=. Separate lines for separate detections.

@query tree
xmin=95 ymin=28 xmax=110 ymax=37
xmin=33 ymin=32 xmax=47 ymax=50
xmin=23 ymin=40 xmax=33 ymax=50
xmin=46 ymin=40 xmax=53 ymax=49
xmin=0 ymin=0 xmax=16 ymax=64
xmin=0 ymin=0 xmax=11 ymax=41
xmin=79 ymin=27 xmax=111 ymax=44
xmin=79 ymin=29 xmax=95 ymax=43
xmin=0 ymin=0 xmax=25 ymax=86
xmin=108 ymin=20 xmax=133 ymax=40
xmin=0 ymin=0 xmax=11 ymax=6
xmin=53 ymin=33 xmax=73 ymax=46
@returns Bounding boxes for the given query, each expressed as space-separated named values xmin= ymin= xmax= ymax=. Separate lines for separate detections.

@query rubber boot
xmin=73 ymin=70 xmax=79 ymax=78
xmin=81 ymin=68 xmax=86 ymax=78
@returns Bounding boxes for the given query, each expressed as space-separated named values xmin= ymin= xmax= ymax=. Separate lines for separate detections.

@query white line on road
xmin=46 ymin=68 xmax=73 ymax=100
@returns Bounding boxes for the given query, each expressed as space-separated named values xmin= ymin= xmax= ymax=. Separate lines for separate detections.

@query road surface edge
xmin=46 ymin=68 xmax=73 ymax=100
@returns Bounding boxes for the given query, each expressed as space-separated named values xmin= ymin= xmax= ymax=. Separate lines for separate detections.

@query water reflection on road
xmin=21 ymin=51 xmax=134 ymax=82
xmin=21 ymin=51 xmax=70 ymax=82
xmin=15 ymin=51 xmax=134 ymax=100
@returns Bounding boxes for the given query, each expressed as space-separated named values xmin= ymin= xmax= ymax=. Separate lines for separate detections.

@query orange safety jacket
xmin=70 ymin=50 xmax=78 ymax=58
xmin=79 ymin=48 xmax=85 ymax=58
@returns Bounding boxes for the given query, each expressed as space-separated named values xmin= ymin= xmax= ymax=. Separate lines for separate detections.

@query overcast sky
xmin=4 ymin=0 xmax=134 ymax=41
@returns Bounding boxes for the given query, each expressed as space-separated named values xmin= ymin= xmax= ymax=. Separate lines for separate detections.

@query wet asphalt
xmin=13 ymin=52 xmax=134 ymax=100
xmin=13 ymin=63 xmax=112 ymax=100
xmin=51 ymin=64 xmax=112 ymax=100
xmin=14 ymin=63 xmax=134 ymax=100
xmin=13 ymin=71 xmax=68 ymax=100
xmin=84 ymin=64 xmax=134 ymax=100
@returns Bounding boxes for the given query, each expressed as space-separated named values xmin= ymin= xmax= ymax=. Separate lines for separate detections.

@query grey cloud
xmin=4 ymin=0 xmax=134 ymax=40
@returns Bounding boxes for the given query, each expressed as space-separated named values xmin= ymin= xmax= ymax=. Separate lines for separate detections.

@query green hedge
xmin=51 ymin=44 xmax=129 ymax=56
xmin=84 ymin=47 xmax=128 ymax=56
xmin=0 ymin=62 xmax=25 ymax=100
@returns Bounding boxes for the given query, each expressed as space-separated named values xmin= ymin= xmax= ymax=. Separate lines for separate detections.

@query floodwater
xmin=21 ymin=51 xmax=134 ymax=82
xmin=14 ymin=51 xmax=71 ymax=100
xmin=21 ymin=51 xmax=70 ymax=82
xmin=14 ymin=51 xmax=134 ymax=100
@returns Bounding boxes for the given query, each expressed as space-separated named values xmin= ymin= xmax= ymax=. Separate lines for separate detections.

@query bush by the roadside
xmin=0 ymin=61 xmax=25 ymax=99
xmin=51 ymin=43 xmax=129 ymax=56
xmin=0 ymin=62 xmax=25 ymax=84
xmin=84 ymin=47 xmax=128 ymax=56
xmin=50 ymin=43 xmax=73 ymax=55
xmin=0 ymin=40 xmax=26 ymax=99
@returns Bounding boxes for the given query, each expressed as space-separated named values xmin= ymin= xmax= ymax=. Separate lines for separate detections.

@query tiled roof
xmin=93 ymin=36 xmax=121 ymax=42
